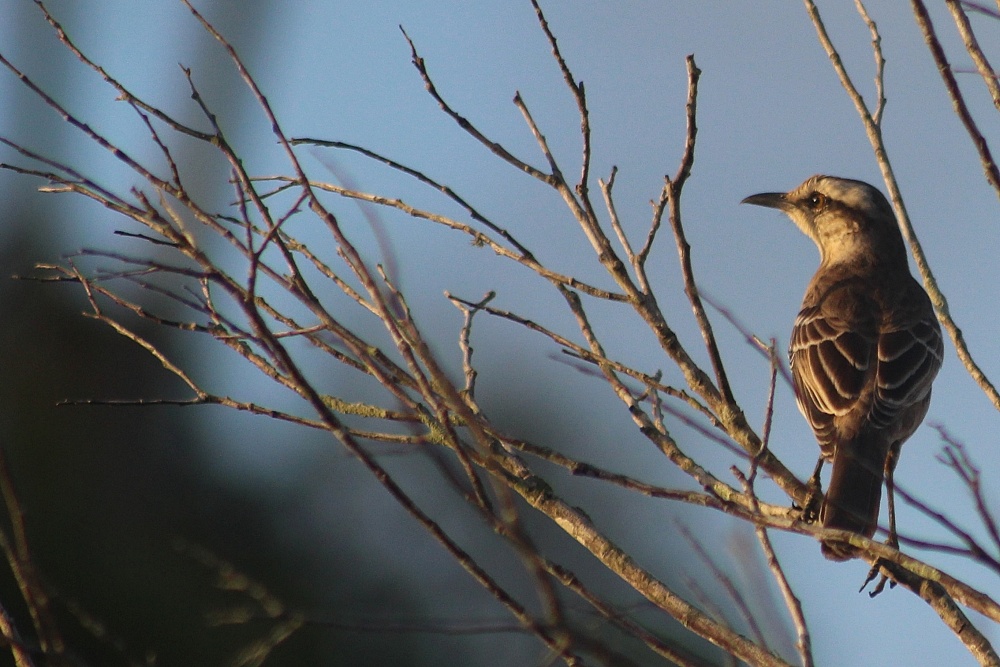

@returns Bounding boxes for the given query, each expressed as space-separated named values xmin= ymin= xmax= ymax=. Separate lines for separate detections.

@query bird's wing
xmin=789 ymin=286 xmax=878 ymax=456
xmin=790 ymin=278 xmax=944 ymax=451
xmin=869 ymin=292 xmax=944 ymax=431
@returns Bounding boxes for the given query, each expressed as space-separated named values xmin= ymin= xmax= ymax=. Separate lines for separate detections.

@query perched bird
xmin=742 ymin=175 xmax=943 ymax=560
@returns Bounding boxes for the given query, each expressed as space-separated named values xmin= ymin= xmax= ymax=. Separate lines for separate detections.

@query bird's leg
xmin=885 ymin=458 xmax=899 ymax=551
xmin=799 ymin=457 xmax=825 ymax=523
xmin=863 ymin=449 xmax=902 ymax=597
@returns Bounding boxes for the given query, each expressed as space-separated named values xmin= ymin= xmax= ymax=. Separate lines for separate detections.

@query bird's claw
xmin=795 ymin=469 xmax=823 ymax=524
xmin=860 ymin=559 xmax=898 ymax=597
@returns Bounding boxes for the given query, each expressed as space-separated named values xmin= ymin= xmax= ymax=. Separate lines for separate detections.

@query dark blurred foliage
xmin=0 ymin=231 xmax=442 ymax=666
xmin=0 ymin=2 xmax=438 ymax=664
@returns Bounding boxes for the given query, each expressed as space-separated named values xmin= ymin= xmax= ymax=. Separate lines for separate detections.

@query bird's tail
xmin=820 ymin=435 xmax=886 ymax=561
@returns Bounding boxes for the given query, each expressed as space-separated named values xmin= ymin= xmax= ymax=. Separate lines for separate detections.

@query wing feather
xmin=790 ymin=282 xmax=943 ymax=446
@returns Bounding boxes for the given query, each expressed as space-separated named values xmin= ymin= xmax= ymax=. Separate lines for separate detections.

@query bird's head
xmin=742 ymin=175 xmax=904 ymax=267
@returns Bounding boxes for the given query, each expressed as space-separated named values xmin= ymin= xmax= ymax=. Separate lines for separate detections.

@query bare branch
xmin=447 ymin=291 xmax=495 ymax=400
xmin=399 ymin=27 xmax=553 ymax=185
xmin=947 ymin=1 xmax=1000 ymax=110
xmin=888 ymin=567 xmax=1000 ymax=667
xmin=914 ymin=0 xmax=1000 ymax=200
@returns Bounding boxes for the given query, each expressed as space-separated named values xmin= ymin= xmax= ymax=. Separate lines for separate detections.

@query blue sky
xmin=3 ymin=2 xmax=999 ymax=665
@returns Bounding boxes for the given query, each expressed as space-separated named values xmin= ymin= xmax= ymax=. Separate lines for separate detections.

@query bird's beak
xmin=740 ymin=192 xmax=790 ymax=211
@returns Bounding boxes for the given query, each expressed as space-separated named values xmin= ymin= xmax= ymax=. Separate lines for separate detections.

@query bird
xmin=742 ymin=175 xmax=943 ymax=560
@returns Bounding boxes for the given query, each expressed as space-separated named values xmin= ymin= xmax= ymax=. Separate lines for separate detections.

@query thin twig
xmin=854 ymin=1 xmax=887 ymax=125
xmin=947 ymin=1 xmax=1000 ymax=110
xmin=915 ymin=0 xmax=1000 ymax=200
xmin=677 ymin=522 xmax=772 ymax=652
xmin=399 ymin=27 xmax=553 ymax=186
xmin=700 ymin=291 xmax=794 ymax=389
xmin=889 ymin=567 xmax=1000 ymax=667
xmin=663 ymin=56 xmax=735 ymax=406
xmin=447 ymin=291 xmax=495 ymax=400
xmin=735 ymin=471 xmax=813 ymax=667
xmin=288 ymin=138 xmax=536 ymax=259
xmin=932 ymin=425 xmax=1000 ymax=553
xmin=255 ymin=174 xmax=627 ymax=302
xmin=599 ymin=167 xmax=639 ymax=269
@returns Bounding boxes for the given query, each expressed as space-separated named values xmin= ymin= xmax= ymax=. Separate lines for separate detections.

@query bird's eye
xmin=807 ymin=192 xmax=827 ymax=210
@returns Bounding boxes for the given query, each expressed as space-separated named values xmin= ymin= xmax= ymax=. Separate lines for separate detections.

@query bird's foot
xmin=860 ymin=559 xmax=899 ymax=597
xmin=797 ymin=473 xmax=823 ymax=524
xmin=795 ymin=458 xmax=825 ymax=523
